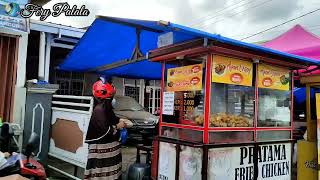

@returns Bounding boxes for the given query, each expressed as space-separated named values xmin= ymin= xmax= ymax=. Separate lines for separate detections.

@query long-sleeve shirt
xmin=85 ymin=102 xmax=120 ymax=144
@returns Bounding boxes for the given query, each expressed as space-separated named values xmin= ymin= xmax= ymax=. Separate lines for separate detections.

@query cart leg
xmin=74 ymin=165 xmax=78 ymax=177
xmin=146 ymin=151 xmax=151 ymax=164
xmin=136 ymin=148 xmax=141 ymax=163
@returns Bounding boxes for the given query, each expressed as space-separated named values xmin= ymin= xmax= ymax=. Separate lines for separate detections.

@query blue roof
xmin=59 ymin=16 xmax=320 ymax=79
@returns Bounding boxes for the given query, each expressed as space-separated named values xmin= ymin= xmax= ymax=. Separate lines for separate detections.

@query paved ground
xmin=46 ymin=145 xmax=146 ymax=180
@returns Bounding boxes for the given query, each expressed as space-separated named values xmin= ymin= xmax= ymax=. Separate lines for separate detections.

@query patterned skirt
xmin=84 ymin=141 xmax=122 ymax=180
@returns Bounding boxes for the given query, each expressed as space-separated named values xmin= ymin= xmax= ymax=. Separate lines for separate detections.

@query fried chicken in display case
xmin=210 ymin=113 xmax=252 ymax=127
xmin=194 ymin=113 xmax=252 ymax=127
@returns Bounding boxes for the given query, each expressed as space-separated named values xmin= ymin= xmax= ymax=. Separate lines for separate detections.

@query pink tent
xmin=262 ymin=25 xmax=320 ymax=75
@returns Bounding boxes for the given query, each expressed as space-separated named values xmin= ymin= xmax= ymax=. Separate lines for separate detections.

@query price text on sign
xmin=208 ymin=143 xmax=291 ymax=180
xmin=212 ymin=55 xmax=253 ymax=86
xmin=182 ymin=92 xmax=196 ymax=120
xmin=167 ymin=64 xmax=203 ymax=92
xmin=258 ymin=64 xmax=290 ymax=91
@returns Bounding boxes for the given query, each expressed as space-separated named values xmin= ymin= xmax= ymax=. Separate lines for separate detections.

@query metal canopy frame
xmin=90 ymin=36 xmax=313 ymax=75
xmin=96 ymin=15 xmax=163 ymax=33
xmin=89 ymin=25 xmax=148 ymax=72
xmin=94 ymin=35 xmax=307 ymax=73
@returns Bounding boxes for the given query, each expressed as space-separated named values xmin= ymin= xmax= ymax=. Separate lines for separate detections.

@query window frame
xmin=54 ymin=71 xmax=85 ymax=96
xmin=160 ymin=56 xmax=207 ymax=128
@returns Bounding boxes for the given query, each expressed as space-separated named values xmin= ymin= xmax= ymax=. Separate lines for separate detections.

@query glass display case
xmin=160 ymin=54 xmax=293 ymax=144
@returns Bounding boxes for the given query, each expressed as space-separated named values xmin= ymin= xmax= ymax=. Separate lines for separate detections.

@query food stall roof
xmin=59 ymin=16 xmax=320 ymax=79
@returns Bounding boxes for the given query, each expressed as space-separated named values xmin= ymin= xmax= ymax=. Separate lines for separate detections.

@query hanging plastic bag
xmin=119 ymin=128 xmax=128 ymax=144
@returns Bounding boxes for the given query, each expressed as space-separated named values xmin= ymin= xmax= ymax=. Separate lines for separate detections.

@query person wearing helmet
xmin=84 ymin=78 xmax=126 ymax=180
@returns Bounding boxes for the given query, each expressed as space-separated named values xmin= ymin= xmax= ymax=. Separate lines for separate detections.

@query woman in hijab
xmin=84 ymin=79 xmax=126 ymax=180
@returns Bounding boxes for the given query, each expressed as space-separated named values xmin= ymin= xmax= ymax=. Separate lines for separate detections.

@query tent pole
xmin=306 ymin=84 xmax=315 ymax=141
xmin=130 ymin=28 xmax=143 ymax=60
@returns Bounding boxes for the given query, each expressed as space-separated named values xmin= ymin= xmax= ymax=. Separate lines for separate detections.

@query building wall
xmin=14 ymin=33 xmax=28 ymax=130
xmin=0 ymin=28 xmax=28 ymax=126
xmin=0 ymin=28 xmax=28 ymax=149
xmin=83 ymin=73 xmax=99 ymax=96
xmin=113 ymin=77 xmax=124 ymax=96
xmin=0 ymin=21 xmax=85 ymax=149
xmin=82 ymin=76 xmax=125 ymax=97
xmin=71 ymin=74 xmax=141 ymax=100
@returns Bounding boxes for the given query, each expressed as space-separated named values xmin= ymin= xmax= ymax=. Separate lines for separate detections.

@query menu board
xmin=167 ymin=64 xmax=203 ymax=92
xmin=212 ymin=55 xmax=253 ymax=86
xmin=208 ymin=143 xmax=291 ymax=180
xmin=258 ymin=64 xmax=290 ymax=91
xmin=162 ymin=92 xmax=175 ymax=115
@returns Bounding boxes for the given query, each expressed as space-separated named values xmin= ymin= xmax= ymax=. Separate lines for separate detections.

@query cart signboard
xmin=179 ymin=146 xmax=202 ymax=180
xmin=257 ymin=143 xmax=291 ymax=180
xmin=208 ymin=143 xmax=291 ymax=180
xmin=167 ymin=64 xmax=203 ymax=92
xmin=208 ymin=145 xmax=254 ymax=180
xmin=258 ymin=64 xmax=290 ymax=91
xmin=297 ymin=140 xmax=317 ymax=180
xmin=212 ymin=55 xmax=253 ymax=86
xmin=158 ymin=142 xmax=177 ymax=180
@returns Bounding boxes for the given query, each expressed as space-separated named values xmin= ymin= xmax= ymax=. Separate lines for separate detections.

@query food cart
xmin=146 ymin=38 xmax=320 ymax=180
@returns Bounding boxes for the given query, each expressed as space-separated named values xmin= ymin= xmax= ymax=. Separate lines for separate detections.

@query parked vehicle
xmin=113 ymin=95 xmax=159 ymax=136
xmin=0 ymin=124 xmax=46 ymax=179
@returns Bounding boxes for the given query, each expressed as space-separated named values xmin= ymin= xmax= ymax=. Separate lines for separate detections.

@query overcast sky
xmin=32 ymin=0 xmax=320 ymax=42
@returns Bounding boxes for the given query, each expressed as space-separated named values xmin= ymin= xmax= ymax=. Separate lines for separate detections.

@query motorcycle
xmin=0 ymin=123 xmax=46 ymax=179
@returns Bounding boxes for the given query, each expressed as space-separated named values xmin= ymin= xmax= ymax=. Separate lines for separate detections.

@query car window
xmin=114 ymin=96 xmax=144 ymax=111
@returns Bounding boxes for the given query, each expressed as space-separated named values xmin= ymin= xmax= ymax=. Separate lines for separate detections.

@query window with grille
xmin=55 ymin=71 xmax=84 ymax=96
xmin=155 ymin=89 xmax=161 ymax=113
xmin=147 ymin=87 xmax=161 ymax=114
xmin=124 ymin=86 xmax=140 ymax=102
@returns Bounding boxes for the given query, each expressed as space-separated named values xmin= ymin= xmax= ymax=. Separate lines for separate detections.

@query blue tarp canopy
xmin=59 ymin=16 xmax=320 ymax=80
xmin=294 ymin=87 xmax=320 ymax=105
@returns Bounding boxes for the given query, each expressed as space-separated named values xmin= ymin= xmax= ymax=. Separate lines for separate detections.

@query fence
xmin=49 ymin=95 xmax=93 ymax=168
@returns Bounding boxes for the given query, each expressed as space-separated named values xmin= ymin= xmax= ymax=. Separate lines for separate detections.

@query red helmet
xmin=92 ymin=80 xmax=116 ymax=99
